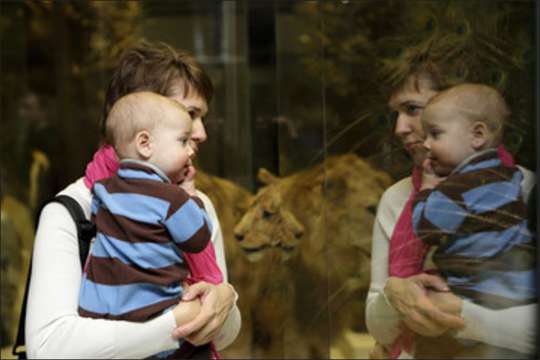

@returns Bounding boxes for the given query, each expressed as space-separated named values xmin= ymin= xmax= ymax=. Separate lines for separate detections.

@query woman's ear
xmin=471 ymin=121 xmax=489 ymax=150
xmin=134 ymin=130 xmax=153 ymax=159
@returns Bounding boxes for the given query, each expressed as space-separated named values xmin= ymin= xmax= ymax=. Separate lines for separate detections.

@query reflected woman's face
xmin=388 ymin=78 xmax=439 ymax=166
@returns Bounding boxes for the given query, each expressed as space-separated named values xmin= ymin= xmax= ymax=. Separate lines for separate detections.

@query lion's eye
xmin=262 ymin=209 xmax=273 ymax=219
xmin=367 ymin=205 xmax=377 ymax=215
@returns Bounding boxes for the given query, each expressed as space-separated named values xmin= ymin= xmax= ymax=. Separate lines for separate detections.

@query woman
xmin=26 ymin=42 xmax=241 ymax=358
xmin=366 ymin=62 xmax=536 ymax=358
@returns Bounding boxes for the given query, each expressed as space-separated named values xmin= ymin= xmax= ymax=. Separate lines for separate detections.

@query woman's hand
xmin=368 ymin=342 xmax=389 ymax=359
xmin=172 ymin=282 xmax=235 ymax=345
xmin=384 ymin=274 xmax=465 ymax=337
xmin=426 ymin=288 xmax=462 ymax=316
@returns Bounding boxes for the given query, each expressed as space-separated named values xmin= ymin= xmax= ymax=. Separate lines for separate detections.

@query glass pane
xmin=0 ymin=1 xmax=536 ymax=359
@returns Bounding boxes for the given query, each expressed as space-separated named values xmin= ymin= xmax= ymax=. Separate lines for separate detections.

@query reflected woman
xmin=366 ymin=61 xmax=536 ymax=359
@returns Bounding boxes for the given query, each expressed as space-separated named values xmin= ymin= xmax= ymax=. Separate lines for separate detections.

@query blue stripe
xmin=91 ymin=198 xmax=99 ymax=216
xmin=92 ymin=233 xmax=182 ymax=268
xmin=462 ymin=180 xmax=521 ymax=214
xmin=443 ymin=221 xmax=532 ymax=257
xmin=424 ymin=191 xmax=467 ymax=232
xmin=118 ymin=168 xmax=164 ymax=183
xmin=164 ymin=199 xmax=206 ymax=244
xmin=460 ymin=158 xmax=501 ymax=174
xmin=79 ymin=275 xmax=183 ymax=315
xmin=448 ymin=269 xmax=537 ymax=301
xmin=93 ymin=183 xmax=169 ymax=224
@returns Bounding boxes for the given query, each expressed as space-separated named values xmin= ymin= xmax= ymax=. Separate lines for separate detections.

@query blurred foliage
xmin=1 ymin=0 xmax=142 ymax=203
xmin=0 ymin=0 xmax=143 ymax=347
xmin=290 ymin=0 xmax=535 ymax=178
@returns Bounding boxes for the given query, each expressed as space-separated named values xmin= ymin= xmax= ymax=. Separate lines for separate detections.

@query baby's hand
xmin=178 ymin=164 xmax=197 ymax=196
xmin=420 ymin=159 xmax=445 ymax=191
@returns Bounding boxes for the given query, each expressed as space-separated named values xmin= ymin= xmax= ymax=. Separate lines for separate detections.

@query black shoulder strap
xmin=12 ymin=195 xmax=96 ymax=359
xmin=53 ymin=195 xmax=96 ymax=265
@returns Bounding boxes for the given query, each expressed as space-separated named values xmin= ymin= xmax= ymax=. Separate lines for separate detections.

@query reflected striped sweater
xmin=78 ymin=160 xmax=213 ymax=321
xmin=412 ymin=149 xmax=537 ymax=309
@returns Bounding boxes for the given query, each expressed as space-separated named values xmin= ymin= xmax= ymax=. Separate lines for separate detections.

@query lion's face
xmin=234 ymin=182 xmax=305 ymax=263
xmin=233 ymin=154 xmax=392 ymax=272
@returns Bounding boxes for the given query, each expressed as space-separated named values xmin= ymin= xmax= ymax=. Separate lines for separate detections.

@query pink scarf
xmin=388 ymin=144 xmax=514 ymax=358
xmin=83 ymin=144 xmax=119 ymax=189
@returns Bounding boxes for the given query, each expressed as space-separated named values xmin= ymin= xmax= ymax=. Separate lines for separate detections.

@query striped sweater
xmin=412 ymin=149 xmax=536 ymax=309
xmin=78 ymin=160 xmax=213 ymax=321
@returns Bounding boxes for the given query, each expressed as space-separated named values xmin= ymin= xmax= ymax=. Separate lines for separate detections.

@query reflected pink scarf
xmin=388 ymin=144 xmax=514 ymax=358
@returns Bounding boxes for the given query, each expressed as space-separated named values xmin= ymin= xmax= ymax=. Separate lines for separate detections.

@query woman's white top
xmin=26 ymin=177 xmax=240 ymax=358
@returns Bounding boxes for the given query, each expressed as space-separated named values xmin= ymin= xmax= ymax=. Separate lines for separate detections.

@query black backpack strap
xmin=12 ymin=195 xmax=96 ymax=359
xmin=53 ymin=195 xmax=96 ymax=265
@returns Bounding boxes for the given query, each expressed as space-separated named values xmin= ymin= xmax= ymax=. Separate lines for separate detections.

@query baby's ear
xmin=134 ymin=130 xmax=153 ymax=159
xmin=471 ymin=121 xmax=489 ymax=150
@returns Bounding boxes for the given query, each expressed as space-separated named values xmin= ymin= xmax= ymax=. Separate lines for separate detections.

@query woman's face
xmin=169 ymin=84 xmax=209 ymax=157
xmin=388 ymin=77 xmax=439 ymax=166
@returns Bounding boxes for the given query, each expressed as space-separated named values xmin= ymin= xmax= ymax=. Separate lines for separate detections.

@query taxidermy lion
xmin=229 ymin=153 xmax=392 ymax=358
xmin=193 ymin=169 xmax=256 ymax=357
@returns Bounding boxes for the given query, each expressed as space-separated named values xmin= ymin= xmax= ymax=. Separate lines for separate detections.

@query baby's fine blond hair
xmin=105 ymin=92 xmax=188 ymax=157
xmin=429 ymin=83 xmax=509 ymax=144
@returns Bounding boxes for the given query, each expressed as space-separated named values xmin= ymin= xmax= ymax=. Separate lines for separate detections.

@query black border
xmin=533 ymin=1 xmax=540 ymax=359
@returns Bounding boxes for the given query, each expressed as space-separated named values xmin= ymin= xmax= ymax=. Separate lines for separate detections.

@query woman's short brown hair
xmin=100 ymin=41 xmax=214 ymax=136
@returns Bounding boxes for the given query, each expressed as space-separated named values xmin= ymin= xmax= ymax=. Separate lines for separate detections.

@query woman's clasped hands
xmin=384 ymin=273 xmax=465 ymax=337
xmin=172 ymin=281 xmax=235 ymax=345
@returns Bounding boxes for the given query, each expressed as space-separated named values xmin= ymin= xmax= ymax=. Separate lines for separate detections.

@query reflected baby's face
xmin=422 ymin=102 xmax=475 ymax=176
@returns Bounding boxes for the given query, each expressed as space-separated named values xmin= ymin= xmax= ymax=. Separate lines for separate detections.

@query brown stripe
xmin=435 ymin=166 xmax=516 ymax=205
xmin=96 ymin=206 xmax=171 ymax=244
xmin=464 ymin=151 xmax=499 ymax=166
xmin=86 ymin=256 xmax=190 ymax=286
xmin=434 ymin=243 xmax=536 ymax=275
xmin=414 ymin=211 xmax=452 ymax=246
xmin=79 ymin=297 xmax=181 ymax=322
xmin=452 ymin=166 xmax=516 ymax=189
xmin=176 ymin=224 xmax=211 ymax=253
xmin=414 ymin=189 xmax=431 ymax=204
xmin=452 ymin=286 xmax=537 ymax=310
xmin=191 ymin=196 xmax=205 ymax=210
xmin=101 ymin=176 xmax=190 ymax=211
xmin=460 ymin=200 xmax=528 ymax=234
xmin=431 ymin=177 xmax=469 ymax=205
xmin=165 ymin=190 xmax=202 ymax=219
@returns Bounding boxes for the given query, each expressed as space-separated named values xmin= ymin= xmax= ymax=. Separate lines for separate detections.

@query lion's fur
xmin=229 ymin=153 xmax=392 ymax=358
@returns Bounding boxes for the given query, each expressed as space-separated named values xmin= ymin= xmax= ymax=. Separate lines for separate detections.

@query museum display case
xmin=1 ymin=1 xmax=537 ymax=358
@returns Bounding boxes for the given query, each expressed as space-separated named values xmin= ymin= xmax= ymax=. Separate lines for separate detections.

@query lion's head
xmin=233 ymin=167 xmax=313 ymax=263
xmin=233 ymin=153 xmax=392 ymax=273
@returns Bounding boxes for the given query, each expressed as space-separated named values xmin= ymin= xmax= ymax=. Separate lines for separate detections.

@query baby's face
xmin=421 ymin=101 xmax=476 ymax=176
xmin=150 ymin=108 xmax=194 ymax=183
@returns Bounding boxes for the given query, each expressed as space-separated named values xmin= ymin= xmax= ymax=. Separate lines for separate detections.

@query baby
xmin=78 ymin=92 xmax=222 ymax=359
xmin=413 ymin=83 xmax=536 ymax=310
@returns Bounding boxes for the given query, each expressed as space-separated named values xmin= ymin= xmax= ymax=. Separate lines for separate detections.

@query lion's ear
xmin=258 ymin=168 xmax=279 ymax=185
